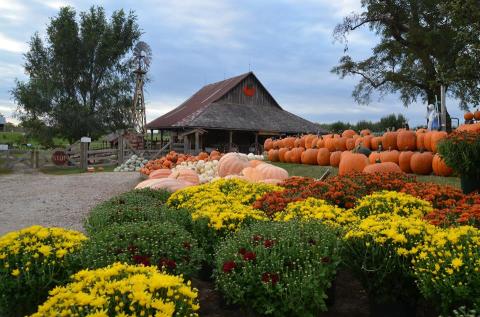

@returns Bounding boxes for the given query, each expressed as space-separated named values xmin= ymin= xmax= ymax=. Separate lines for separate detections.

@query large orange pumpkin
xmin=339 ymin=153 xmax=369 ymax=175
xmin=294 ymin=137 xmax=302 ymax=148
xmin=316 ymin=138 xmax=325 ymax=148
xmin=432 ymin=154 xmax=453 ymax=177
xmin=369 ymin=151 xmax=382 ymax=164
xmin=416 ymin=130 xmax=426 ymax=150
xmin=397 ymin=130 xmax=416 ymax=151
xmin=346 ymin=138 xmax=356 ymax=151
xmin=324 ymin=137 xmax=337 ymax=152
xmin=304 ymin=135 xmax=316 ymax=149
xmin=380 ymin=150 xmax=400 ymax=164
xmin=371 ymin=137 xmax=382 ymax=151
xmin=256 ymin=163 xmax=289 ymax=180
xmin=474 ymin=110 xmax=480 ymax=120
xmin=264 ymin=138 xmax=273 ymax=151
xmin=342 ymin=129 xmax=357 ymax=138
xmin=283 ymin=137 xmax=296 ymax=149
xmin=310 ymin=136 xmax=319 ymax=148
xmin=242 ymin=167 xmax=264 ymax=182
xmin=169 ymin=169 xmax=200 ymax=185
xmin=284 ymin=150 xmax=292 ymax=163
xmin=317 ymin=148 xmax=331 ymax=166
xmin=464 ymin=112 xmax=474 ymax=120
xmin=360 ymin=129 xmax=371 ymax=136
xmin=382 ymin=132 xmax=398 ymax=150
xmin=456 ymin=123 xmax=480 ymax=132
xmin=149 ymin=179 xmax=193 ymax=192
xmin=249 ymin=160 xmax=264 ymax=167
xmin=424 ymin=132 xmax=433 ymax=151
xmin=356 ymin=135 xmax=373 ymax=149
xmin=301 ymin=149 xmax=318 ymax=165
xmin=218 ymin=153 xmax=250 ymax=177
xmin=268 ymin=149 xmax=279 ymax=162
xmin=289 ymin=147 xmax=304 ymax=163
xmin=410 ymin=151 xmax=433 ymax=175
xmin=278 ymin=148 xmax=289 ymax=162
xmin=334 ymin=137 xmax=347 ymax=151
xmin=149 ymin=169 xmax=172 ymax=179
xmin=363 ymin=162 xmax=402 ymax=174
xmin=398 ymin=151 xmax=414 ymax=173
xmin=329 ymin=151 xmax=342 ymax=167
xmin=273 ymin=140 xmax=282 ymax=149
xmin=430 ymin=131 xmax=448 ymax=153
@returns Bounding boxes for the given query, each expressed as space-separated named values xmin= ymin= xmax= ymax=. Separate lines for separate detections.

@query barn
xmin=146 ymin=72 xmax=323 ymax=153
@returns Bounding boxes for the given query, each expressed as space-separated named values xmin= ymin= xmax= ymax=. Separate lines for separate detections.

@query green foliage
xmin=332 ymin=0 xmax=480 ymax=110
xmin=318 ymin=113 xmax=407 ymax=133
xmin=12 ymin=6 xmax=142 ymax=143
xmin=214 ymin=221 xmax=341 ymax=317
xmin=84 ymin=189 xmax=193 ymax=234
xmin=73 ymin=221 xmax=204 ymax=278
xmin=437 ymin=132 xmax=480 ymax=178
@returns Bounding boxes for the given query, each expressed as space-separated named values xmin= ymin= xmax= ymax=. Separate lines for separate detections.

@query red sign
xmin=52 ymin=150 xmax=68 ymax=165
xmin=243 ymin=86 xmax=256 ymax=97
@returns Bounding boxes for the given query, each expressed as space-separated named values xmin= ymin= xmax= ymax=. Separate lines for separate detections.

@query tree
xmin=331 ymin=0 xmax=480 ymax=111
xmin=12 ymin=6 xmax=141 ymax=144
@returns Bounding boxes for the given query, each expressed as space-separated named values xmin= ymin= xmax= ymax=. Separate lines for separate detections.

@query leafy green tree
xmin=331 ymin=0 xmax=480 ymax=111
xmin=12 ymin=6 xmax=141 ymax=144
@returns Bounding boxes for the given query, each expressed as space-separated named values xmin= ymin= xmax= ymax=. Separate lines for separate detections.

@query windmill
xmin=131 ymin=41 xmax=152 ymax=134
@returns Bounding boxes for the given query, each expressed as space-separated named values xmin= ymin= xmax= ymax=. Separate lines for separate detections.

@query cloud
xmin=0 ymin=33 xmax=28 ymax=53
xmin=39 ymin=0 xmax=73 ymax=10
xmin=0 ymin=1 xmax=28 ymax=23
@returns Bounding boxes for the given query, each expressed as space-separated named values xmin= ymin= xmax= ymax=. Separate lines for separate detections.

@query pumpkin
xmin=149 ymin=178 xmax=193 ymax=192
xmin=197 ymin=152 xmax=209 ymax=160
xmin=457 ymin=123 xmax=480 ymax=132
xmin=432 ymin=154 xmax=453 ymax=177
xmin=316 ymin=138 xmax=325 ymax=148
xmin=210 ymin=150 xmax=221 ymax=157
xmin=273 ymin=140 xmax=282 ymax=149
xmin=149 ymin=169 xmax=172 ymax=179
xmin=430 ymin=131 xmax=448 ymax=153
xmin=334 ymin=137 xmax=347 ymax=151
xmin=299 ymin=136 xmax=307 ymax=148
xmin=249 ymin=160 xmax=264 ymax=167
xmin=369 ymin=151 xmax=382 ymax=164
xmin=424 ymin=132 xmax=433 ymax=151
xmin=342 ymin=129 xmax=357 ymax=138
xmin=355 ymin=135 xmax=373 ymax=149
xmin=256 ymin=163 xmax=289 ymax=180
xmin=382 ymin=132 xmax=398 ymax=150
xmin=360 ymin=129 xmax=371 ymax=136
xmin=324 ymin=136 xmax=337 ymax=152
xmin=371 ymin=137 xmax=382 ymax=151
xmin=398 ymin=151 xmax=414 ymax=173
xmin=268 ymin=149 xmax=279 ymax=162
xmin=354 ymin=146 xmax=372 ymax=157
xmin=218 ymin=153 xmax=250 ymax=177
xmin=294 ymin=138 xmax=302 ymax=148
xmin=310 ymin=136 xmax=319 ymax=148
xmin=289 ymin=147 xmax=304 ymax=164
xmin=474 ymin=110 xmax=480 ymax=120
xmin=284 ymin=150 xmax=292 ymax=163
xmin=169 ymin=169 xmax=200 ymax=185
xmin=264 ymin=139 xmax=273 ymax=151
xmin=380 ymin=150 xmax=400 ymax=164
xmin=397 ymin=130 xmax=416 ymax=151
xmin=464 ymin=112 xmax=474 ymax=120
xmin=304 ymin=135 xmax=317 ymax=148
xmin=224 ymin=174 xmax=247 ymax=180
xmin=317 ymin=148 xmax=331 ymax=166
xmin=301 ymin=149 xmax=319 ymax=165
xmin=278 ymin=148 xmax=289 ymax=163
xmin=346 ymin=138 xmax=356 ymax=151
xmin=329 ymin=151 xmax=342 ymax=167
xmin=134 ymin=179 xmax=168 ymax=189
xmin=410 ymin=151 xmax=433 ymax=175
xmin=283 ymin=137 xmax=296 ymax=149
xmin=416 ymin=130 xmax=426 ymax=150
xmin=363 ymin=162 xmax=402 ymax=174
xmin=339 ymin=153 xmax=369 ymax=176
xmin=242 ymin=167 xmax=264 ymax=182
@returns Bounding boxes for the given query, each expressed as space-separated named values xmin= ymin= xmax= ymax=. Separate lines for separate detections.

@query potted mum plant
xmin=437 ymin=131 xmax=480 ymax=194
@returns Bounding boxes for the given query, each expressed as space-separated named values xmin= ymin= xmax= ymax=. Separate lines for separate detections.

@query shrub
xmin=437 ymin=131 xmax=480 ymax=178
xmin=31 ymin=262 xmax=199 ymax=317
xmin=85 ymin=188 xmax=192 ymax=234
xmin=352 ymin=191 xmax=433 ymax=219
xmin=214 ymin=221 xmax=341 ymax=316
xmin=413 ymin=225 xmax=480 ymax=315
xmin=73 ymin=221 xmax=204 ymax=278
xmin=0 ymin=225 xmax=87 ymax=317
xmin=343 ymin=214 xmax=436 ymax=308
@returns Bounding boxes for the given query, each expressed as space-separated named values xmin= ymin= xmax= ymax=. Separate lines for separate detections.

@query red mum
xmin=243 ymin=251 xmax=257 ymax=261
xmin=223 ymin=261 xmax=236 ymax=273
xmin=132 ymin=254 xmax=151 ymax=266
xmin=261 ymin=272 xmax=280 ymax=285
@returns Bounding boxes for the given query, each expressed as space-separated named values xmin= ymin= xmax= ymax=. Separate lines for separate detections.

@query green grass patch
xmin=270 ymin=161 xmax=461 ymax=188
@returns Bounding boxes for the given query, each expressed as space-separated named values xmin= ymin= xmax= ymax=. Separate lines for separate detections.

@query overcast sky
xmin=0 ymin=0 xmax=466 ymax=127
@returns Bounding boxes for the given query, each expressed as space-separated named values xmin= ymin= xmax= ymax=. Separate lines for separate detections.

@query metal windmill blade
xmin=133 ymin=41 xmax=152 ymax=71
xmin=130 ymin=41 xmax=152 ymax=135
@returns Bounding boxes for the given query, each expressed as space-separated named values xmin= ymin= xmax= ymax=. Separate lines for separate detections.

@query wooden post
xmin=169 ymin=131 xmax=174 ymax=151
xmin=118 ymin=135 xmax=124 ymax=165
xmin=229 ymin=131 xmax=233 ymax=152
xmin=160 ymin=130 xmax=163 ymax=148
xmin=195 ymin=131 xmax=200 ymax=153
xmin=80 ymin=142 xmax=88 ymax=171
xmin=254 ymin=132 xmax=259 ymax=154
xmin=183 ymin=135 xmax=189 ymax=154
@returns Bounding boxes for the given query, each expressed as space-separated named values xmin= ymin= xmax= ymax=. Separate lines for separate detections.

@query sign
xmin=80 ymin=137 xmax=91 ymax=143
xmin=52 ymin=150 xmax=68 ymax=166
xmin=0 ymin=144 xmax=8 ymax=151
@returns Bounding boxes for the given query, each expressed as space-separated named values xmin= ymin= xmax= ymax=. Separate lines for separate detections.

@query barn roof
xmin=147 ymin=72 xmax=322 ymax=134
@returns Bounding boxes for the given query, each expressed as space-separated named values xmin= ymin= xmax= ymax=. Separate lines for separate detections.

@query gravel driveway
xmin=0 ymin=172 xmax=141 ymax=236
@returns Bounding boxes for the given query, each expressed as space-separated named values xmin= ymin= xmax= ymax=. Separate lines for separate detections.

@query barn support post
xmin=160 ymin=130 xmax=163 ymax=148
xmin=229 ymin=130 xmax=233 ymax=151
xmin=195 ymin=131 xmax=200 ymax=153
xmin=118 ymin=135 xmax=124 ymax=164
xmin=150 ymin=129 xmax=154 ymax=148
xmin=183 ymin=135 xmax=189 ymax=154
xmin=80 ymin=142 xmax=88 ymax=171
xmin=169 ymin=131 xmax=173 ymax=151
xmin=254 ymin=132 xmax=259 ymax=154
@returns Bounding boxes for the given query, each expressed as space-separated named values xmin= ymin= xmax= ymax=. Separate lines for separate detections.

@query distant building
xmin=146 ymin=72 xmax=324 ymax=153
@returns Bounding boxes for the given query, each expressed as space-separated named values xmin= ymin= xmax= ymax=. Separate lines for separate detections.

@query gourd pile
xmin=139 ymin=151 xmax=221 ymax=175
xmin=265 ymin=123 xmax=479 ymax=177
xmin=135 ymin=152 xmax=285 ymax=192
xmin=114 ymin=155 xmax=148 ymax=172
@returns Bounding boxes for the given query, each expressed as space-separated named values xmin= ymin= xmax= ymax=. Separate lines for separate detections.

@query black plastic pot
xmin=369 ymin=299 xmax=417 ymax=317
xmin=460 ymin=175 xmax=480 ymax=194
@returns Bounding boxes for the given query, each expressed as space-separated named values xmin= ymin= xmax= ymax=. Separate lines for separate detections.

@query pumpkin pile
xmin=263 ymin=127 xmax=475 ymax=177
xmin=139 ymin=151 xmax=222 ymax=176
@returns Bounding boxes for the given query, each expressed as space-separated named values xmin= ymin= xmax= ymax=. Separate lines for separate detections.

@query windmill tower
xmin=131 ymin=41 xmax=152 ymax=134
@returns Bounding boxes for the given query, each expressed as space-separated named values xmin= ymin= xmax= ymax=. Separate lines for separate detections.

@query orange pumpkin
xmin=197 ymin=152 xmax=209 ymax=160
xmin=268 ymin=149 xmax=279 ymax=162
xmin=342 ymin=129 xmax=357 ymax=138
xmin=416 ymin=130 xmax=426 ymax=150
xmin=329 ymin=151 xmax=342 ymax=167
xmin=301 ymin=149 xmax=318 ymax=165
xmin=334 ymin=137 xmax=347 ymax=151
xmin=283 ymin=137 xmax=296 ymax=149
xmin=410 ymin=151 xmax=433 ymax=175
xmin=284 ymin=150 xmax=292 ymax=163
xmin=369 ymin=151 xmax=382 ymax=164
xmin=324 ymin=137 xmax=337 ymax=152
xmin=371 ymin=137 xmax=382 ymax=151
xmin=150 ymin=178 xmax=193 ymax=192
xmin=356 ymin=135 xmax=373 ymax=149
xmin=149 ymin=169 xmax=172 ymax=179
xmin=464 ymin=112 xmax=474 ymax=120
xmin=363 ymin=162 xmax=402 ymax=174
xmin=380 ymin=150 xmax=400 ymax=164
xmin=278 ymin=148 xmax=289 ymax=163
xmin=432 ymin=154 xmax=453 ymax=177
xmin=430 ymin=131 xmax=448 ymax=153
xmin=457 ymin=123 xmax=480 ymax=132
xmin=316 ymin=138 xmax=325 ymax=148
xmin=424 ymin=132 xmax=433 ymax=151
xmin=304 ymin=135 xmax=316 ymax=149
xmin=242 ymin=167 xmax=264 ymax=182
xmin=256 ymin=163 xmax=289 ymax=180
xmin=397 ymin=130 xmax=416 ymax=151
xmin=317 ymin=148 xmax=331 ymax=166
xmin=294 ymin=137 xmax=302 ymax=148
xmin=346 ymin=138 xmax=356 ymax=151
xmin=474 ymin=110 xmax=480 ymax=120
xmin=264 ymin=139 xmax=273 ymax=151
xmin=382 ymin=132 xmax=398 ymax=150
xmin=339 ymin=153 xmax=369 ymax=176
xmin=398 ymin=151 xmax=414 ymax=173
xmin=310 ymin=136 xmax=319 ymax=148
xmin=169 ymin=169 xmax=200 ymax=185
xmin=273 ymin=140 xmax=282 ymax=149
xmin=360 ymin=129 xmax=371 ymax=136
xmin=135 ymin=179 xmax=162 ymax=189
xmin=249 ymin=160 xmax=264 ymax=167
xmin=289 ymin=147 xmax=304 ymax=163
xmin=218 ymin=153 xmax=250 ymax=177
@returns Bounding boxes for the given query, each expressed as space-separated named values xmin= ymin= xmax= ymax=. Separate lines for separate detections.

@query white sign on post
xmin=0 ymin=144 xmax=8 ymax=151
xmin=80 ymin=137 xmax=91 ymax=143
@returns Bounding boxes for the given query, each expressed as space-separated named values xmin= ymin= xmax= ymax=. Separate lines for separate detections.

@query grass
xmin=270 ymin=161 xmax=461 ymax=189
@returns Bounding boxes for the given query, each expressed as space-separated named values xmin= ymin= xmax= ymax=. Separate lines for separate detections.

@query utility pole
xmin=440 ymin=85 xmax=447 ymax=132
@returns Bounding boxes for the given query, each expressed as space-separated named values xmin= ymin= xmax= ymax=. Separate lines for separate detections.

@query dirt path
xmin=0 ymin=172 xmax=140 ymax=235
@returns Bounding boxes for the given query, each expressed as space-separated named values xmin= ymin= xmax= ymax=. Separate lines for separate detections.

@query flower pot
xmin=460 ymin=175 xmax=480 ymax=194
xmin=369 ymin=299 xmax=416 ymax=317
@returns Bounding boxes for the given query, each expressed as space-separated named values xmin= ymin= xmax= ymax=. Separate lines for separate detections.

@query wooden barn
xmin=146 ymin=72 xmax=323 ymax=153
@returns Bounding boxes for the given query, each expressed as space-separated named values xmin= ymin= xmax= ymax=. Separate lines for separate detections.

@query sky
xmin=0 ymin=0 xmax=466 ymax=127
